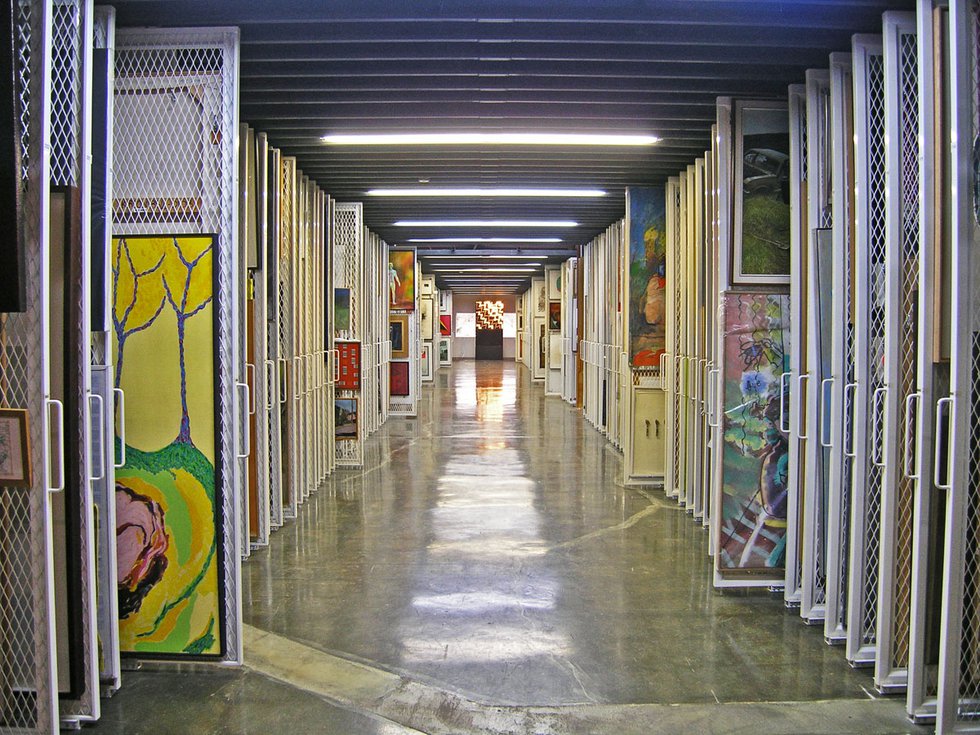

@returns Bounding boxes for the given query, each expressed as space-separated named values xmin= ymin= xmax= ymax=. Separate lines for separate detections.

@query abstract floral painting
xmin=112 ymin=235 xmax=222 ymax=656
xmin=627 ymin=186 xmax=667 ymax=367
xmin=717 ymin=292 xmax=790 ymax=572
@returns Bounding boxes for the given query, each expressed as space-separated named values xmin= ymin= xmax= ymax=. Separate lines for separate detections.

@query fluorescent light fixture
xmin=409 ymin=237 xmax=562 ymax=244
xmin=420 ymin=254 xmax=550 ymax=260
xmin=396 ymin=220 xmax=577 ymax=228
xmin=431 ymin=268 xmax=538 ymax=273
xmin=322 ymin=133 xmax=659 ymax=146
xmin=367 ymin=187 xmax=605 ymax=198
xmin=427 ymin=263 xmax=544 ymax=268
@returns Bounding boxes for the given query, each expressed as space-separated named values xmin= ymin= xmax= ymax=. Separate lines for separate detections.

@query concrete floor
xmin=87 ymin=361 xmax=925 ymax=734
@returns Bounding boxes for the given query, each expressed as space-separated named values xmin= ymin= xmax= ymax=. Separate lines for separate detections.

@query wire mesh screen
xmin=862 ymin=50 xmax=888 ymax=648
xmin=334 ymin=203 xmax=363 ymax=467
xmin=49 ymin=0 xmax=78 ymax=187
xmin=888 ymin=28 xmax=921 ymax=671
xmin=277 ymin=157 xmax=296 ymax=517
xmin=112 ymin=26 xmax=241 ymax=664
xmin=956 ymin=1 xmax=980 ymax=723
xmin=0 ymin=2 xmax=55 ymax=732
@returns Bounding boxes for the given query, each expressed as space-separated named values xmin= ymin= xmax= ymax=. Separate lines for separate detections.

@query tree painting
xmin=112 ymin=235 xmax=222 ymax=657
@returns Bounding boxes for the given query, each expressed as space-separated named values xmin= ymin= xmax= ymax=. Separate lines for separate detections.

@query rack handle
xmin=265 ymin=360 xmax=276 ymax=410
xmin=934 ymin=396 xmax=953 ymax=490
xmin=707 ymin=367 xmax=721 ymax=428
xmin=113 ymin=388 xmax=127 ymax=469
xmin=872 ymin=386 xmax=888 ymax=468
xmin=904 ymin=391 xmax=922 ymax=479
xmin=796 ymin=374 xmax=810 ymax=440
xmin=279 ymin=357 xmax=288 ymax=405
xmin=246 ymin=363 xmax=257 ymax=415
xmin=236 ymin=381 xmax=251 ymax=459
xmin=844 ymin=382 xmax=858 ymax=458
xmin=88 ymin=393 xmax=105 ymax=482
xmin=819 ymin=377 xmax=835 ymax=448
xmin=779 ymin=371 xmax=791 ymax=435
xmin=46 ymin=398 xmax=65 ymax=493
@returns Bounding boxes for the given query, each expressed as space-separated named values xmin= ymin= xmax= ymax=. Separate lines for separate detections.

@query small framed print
xmin=0 ymin=408 xmax=32 ymax=487
xmin=390 ymin=314 xmax=410 ymax=359
xmin=547 ymin=269 xmax=561 ymax=300
xmin=421 ymin=341 xmax=433 ymax=380
xmin=334 ymin=398 xmax=358 ymax=441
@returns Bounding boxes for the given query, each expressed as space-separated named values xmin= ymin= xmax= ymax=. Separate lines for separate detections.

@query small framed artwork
xmin=420 ymin=297 xmax=434 ymax=341
xmin=336 ymin=340 xmax=360 ymax=390
xmin=548 ymin=302 xmax=561 ymax=331
xmin=438 ymin=338 xmax=451 ymax=366
xmin=547 ymin=269 xmax=561 ymax=300
xmin=439 ymin=290 xmax=451 ymax=314
xmin=421 ymin=341 xmax=433 ymax=380
xmin=334 ymin=288 xmax=351 ymax=333
xmin=0 ymin=408 xmax=32 ymax=487
xmin=420 ymin=278 xmax=434 ymax=296
xmin=390 ymin=361 xmax=410 ymax=396
xmin=334 ymin=398 xmax=358 ymax=441
xmin=439 ymin=314 xmax=452 ymax=336
xmin=732 ymin=99 xmax=791 ymax=285
xmin=390 ymin=314 xmax=409 ymax=359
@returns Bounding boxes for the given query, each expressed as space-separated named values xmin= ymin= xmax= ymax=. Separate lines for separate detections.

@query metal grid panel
xmin=334 ymin=202 xmax=363 ymax=467
xmin=113 ymin=25 xmax=242 ymax=665
xmin=265 ymin=147 xmax=283 ymax=528
xmin=0 ymin=2 xmax=56 ymax=733
xmin=49 ymin=0 xmax=79 ymax=187
xmin=278 ymin=156 xmax=296 ymax=517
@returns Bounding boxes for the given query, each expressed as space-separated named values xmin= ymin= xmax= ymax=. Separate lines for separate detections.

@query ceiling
xmin=110 ymin=0 xmax=913 ymax=293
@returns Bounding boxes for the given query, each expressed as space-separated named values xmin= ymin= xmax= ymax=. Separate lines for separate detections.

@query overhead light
xmin=408 ymin=237 xmax=562 ymax=244
xmin=322 ymin=133 xmax=659 ymax=146
xmin=367 ymin=187 xmax=606 ymax=198
xmin=426 ymin=262 xmax=544 ymax=268
xmin=430 ymin=268 xmax=538 ymax=273
xmin=421 ymin=254 xmax=550 ymax=259
xmin=396 ymin=220 xmax=577 ymax=228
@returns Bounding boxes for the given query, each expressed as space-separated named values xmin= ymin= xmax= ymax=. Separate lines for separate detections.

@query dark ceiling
xmin=110 ymin=0 xmax=913 ymax=292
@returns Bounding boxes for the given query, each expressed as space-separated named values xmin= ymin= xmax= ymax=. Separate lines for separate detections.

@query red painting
xmin=439 ymin=314 xmax=452 ymax=336
xmin=337 ymin=341 xmax=361 ymax=390
xmin=390 ymin=361 xmax=410 ymax=396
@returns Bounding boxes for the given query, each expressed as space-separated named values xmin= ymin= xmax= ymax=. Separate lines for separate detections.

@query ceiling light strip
xmin=367 ymin=187 xmax=605 ymax=198
xmin=322 ymin=133 xmax=659 ymax=146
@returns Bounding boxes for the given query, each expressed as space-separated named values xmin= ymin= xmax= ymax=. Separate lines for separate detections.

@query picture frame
xmin=334 ymin=288 xmax=351 ymax=333
xmin=439 ymin=290 xmax=451 ymax=314
xmin=438 ymin=337 xmax=451 ymax=366
xmin=388 ymin=249 xmax=416 ymax=311
xmin=336 ymin=340 xmax=360 ymax=390
xmin=334 ymin=398 xmax=358 ymax=441
xmin=547 ymin=269 xmax=561 ymax=300
xmin=390 ymin=313 xmax=410 ymax=359
xmin=389 ymin=361 xmax=410 ymax=396
xmin=548 ymin=302 xmax=561 ymax=331
xmin=439 ymin=314 xmax=452 ymax=336
xmin=420 ymin=277 xmax=434 ymax=296
xmin=0 ymin=407 xmax=31 ymax=487
xmin=421 ymin=341 xmax=433 ymax=380
xmin=732 ymin=99 xmax=791 ymax=286
xmin=420 ymin=297 xmax=434 ymax=341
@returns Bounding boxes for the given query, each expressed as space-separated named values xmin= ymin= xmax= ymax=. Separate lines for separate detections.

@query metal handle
xmin=676 ymin=355 xmax=686 ymax=398
xmin=844 ymin=382 xmax=858 ymax=457
xmin=779 ymin=371 xmax=791 ymax=434
xmin=934 ymin=396 xmax=953 ymax=490
xmin=246 ymin=363 xmax=256 ymax=415
xmin=332 ymin=348 xmax=340 ymax=384
xmin=707 ymin=367 xmax=721 ymax=428
xmin=904 ymin=391 xmax=922 ymax=479
xmin=88 ymin=393 xmax=106 ymax=482
xmin=279 ymin=358 xmax=288 ymax=405
xmin=46 ymin=398 xmax=65 ymax=493
xmin=113 ymin=387 xmax=127 ymax=469
xmin=659 ymin=352 xmax=668 ymax=391
xmin=236 ymin=381 xmax=251 ymax=459
xmin=872 ymin=386 xmax=888 ymax=468
xmin=796 ymin=374 xmax=810 ymax=440
xmin=689 ymin=357 xmax=699 ymax=403
xmin=292 ymin=357 xmax=301 ymax=401
xmin=819 ymin=377 xmax=835 ymax=448
xmin=265 ymin=360 xmax=276 ymax=410
xmin=696 ymin=358 xmax=707 ymax=404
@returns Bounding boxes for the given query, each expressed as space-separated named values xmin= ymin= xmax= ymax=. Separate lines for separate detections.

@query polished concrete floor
xmin=88 ymin=361 xmax=924 ymax=734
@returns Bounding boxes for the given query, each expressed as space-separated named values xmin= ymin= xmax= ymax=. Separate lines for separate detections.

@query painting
xmin=420 ymin=277 xmax=434 ymax=296
xmin=389 ymin=361 xmax=410 ymax=396
xmin=111 ymin=235 xmax=222 ymax=656
xmin=439 ymin=338 xmax=451 ymax=365
xmin=334 ymin=288 xmax=351 ymax=333
xmin=733 ymin=100 xmax=791 ymax=284
xmin=335 ymin=398 xmax=358 ymax=440
xmin=421 ymin=342 xmax=432 ymax=380
xmin=439 ymin=290 xmax=451 ymax=314
xmin=420 ymin=297 xmax=434 ymax=340
xmin=336 ymin=340 xmax=360 ymax=391
xmin=455 ymin=313 xmax=476 ymax=338
xmin=439 ymin=314 xmax=452 ymax=336
xmin=548 ymin=302 xmax=561 ymax=331
xmin=547 ymin=269 xmax=561 ymax=300
xmin=627 ymin=186 xmax=667 ymax=367
xmin=0 ymin=408 xmax=31 ymax=487
xmin=389 ymin=250 xmax=415 ymax=311
xmin=717 ymin=292 xmax=791 ymax=572
xmin=390 ymin=314 xmax=409 ymax=359
xmin=503 ymin=312 xmax=516 ymax=339
xmin=549 ymin=333 xmax=563 ymax=366
xmin=534 ymin=279 xmax=546 ymax=316
xmin=0 ymin=0 xmax=24 ymax=313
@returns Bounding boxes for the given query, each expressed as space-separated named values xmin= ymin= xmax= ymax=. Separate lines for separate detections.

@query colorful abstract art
xmin=439 ymin=314 xmax=451 ymax=336
xmin=718 ymin=292 xmax=790 ymax=572
xmin=336 ymin=340 xmax=360 ymax=391
xmin=111 ymin=235 xmax=222 ymax=656
xmin=389 ymin=250 xmax=415 ymax=311
xmin=627 ymin=186 xmax=667 ymax=367
xmin=548 ymin=302 xmax=561 ymax=331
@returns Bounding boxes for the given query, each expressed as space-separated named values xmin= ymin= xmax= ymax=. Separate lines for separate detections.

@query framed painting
xmin=503 ymin=312 xmax=516 ymax=339
xmin=388 ymin=250 xmax=416 ymax=311
xmin=627 ymin=186 xmax=667 ymax=367
xmin=548 ymin=302 xmax=561 ymax=331
xmin=732 ymin=100 xmax=791 ymax=285
xmin=390 ymin=314 xmax=409 ymax=359
xmin=717 ymin=292 xmax=791 ymax=572
xmin=534 ymin=279 xmax=547 ymax=316
xmin=547 ymin=269 xmax=561 ymax=300
xmin=334 ymin=398 xmax=358 ymax=440
xmin=389 ymin=361 xmax=410 ymax=396
xmin=111 ymin=234 xmax=224 ymax=657
xmin=455 ymin=312 xmax=475 ymax=338
xmin=336 ymin=340 xmax=360 ymax=390
xmin=438 ymin=338 xmax=451 ymax=365
xmin=334 ymin=288 xmax=351 ymax=333
xmin=0 ymin=408 xmax=31 ymax=487
xmin=421 ymin=342 xmax=432 ymax=379
xmin=439 ymin=290 xmax=451 ymax=314
xmin=439 ymin=314 xmax=452 ymax=336
xmin=420 ymin=277 xmax=434 ymax=296
xmin=420 ymin=297 xmax=434 ymax=341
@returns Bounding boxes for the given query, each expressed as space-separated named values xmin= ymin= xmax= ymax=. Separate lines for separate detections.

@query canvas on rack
xmin=334 ymin=288 xmax=351 ymax=333
xmin=111 ymin=234 xmax=224 ymax=656
xmin=717 ymin=292 xmax=791 ymax=572
xmin=627 ymin=186 xmax=667 ymax=367
xmin=439 ymin=314 xmax=451 ymax=336
xmin=388 ymin=250 xmax=415 ymax=310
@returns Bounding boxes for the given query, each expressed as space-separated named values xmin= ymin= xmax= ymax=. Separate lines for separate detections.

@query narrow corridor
xmin=88 ymin=363 xmax=921 ymax=734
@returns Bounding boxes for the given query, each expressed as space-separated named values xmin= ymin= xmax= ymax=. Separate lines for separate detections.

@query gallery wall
xmin=451 ymin=293 xmax=516 ymax=359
